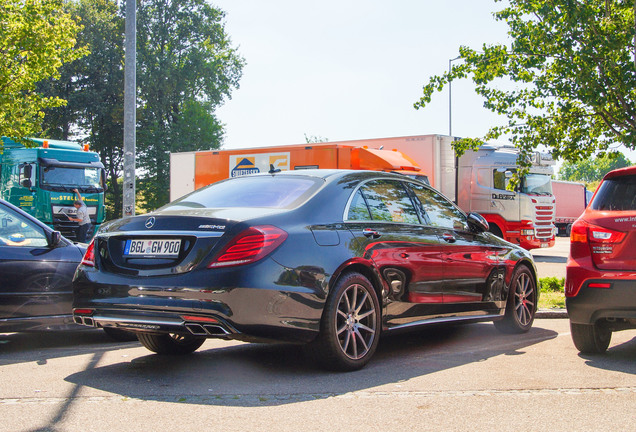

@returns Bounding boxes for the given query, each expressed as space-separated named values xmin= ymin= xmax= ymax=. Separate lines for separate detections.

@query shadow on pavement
xmin=531 ymin=255 xmax=567 ymax=264
xmin=579 ymin=335 xmax=636 ymax=375
xmin=0 ymin=330 xmax=139 ymax=366
xmin=64 ymin=323 xmax=559 ymax=407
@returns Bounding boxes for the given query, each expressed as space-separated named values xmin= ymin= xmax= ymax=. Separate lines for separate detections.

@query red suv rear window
xmin=590 ymin=174 xmax=636 ymax=211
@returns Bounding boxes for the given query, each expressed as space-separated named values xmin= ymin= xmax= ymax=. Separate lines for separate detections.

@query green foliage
xmin=0 ymin=0 xmax=88 ymax=141
xmin=415 ymin=0 xmax=636 ymax=180
xmin=559 ymin=152 xmax=632 ymax=183
xmin=38 ymin=0 xmax=125 ymax=220
xmin=135 ymin=0 xmax=245 ymax=211
xmin=38 ymin=0 xmax=244 ymax=217
xmin=304 ymin=134 xmax=329 ymax=143
xmin=539 ymin=276 xmax=565 ymax=293
xmin=538 ymin=277 xmax=565 ymax=309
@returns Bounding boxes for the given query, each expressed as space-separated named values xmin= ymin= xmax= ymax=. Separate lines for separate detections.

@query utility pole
xmin=448 ymin=55 xmax=461 ymax=136
xmin=123 ymin=0 xmax=136 ymax=217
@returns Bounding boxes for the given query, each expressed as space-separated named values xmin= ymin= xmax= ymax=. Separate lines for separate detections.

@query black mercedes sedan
xmin=73 ymin=170 xmax=538 ymax=370
xmin=0 ymin=198 xmax=85 ymax=332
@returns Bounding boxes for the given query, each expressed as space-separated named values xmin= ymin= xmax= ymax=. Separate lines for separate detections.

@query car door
xmin=408 ymin=183 xmax=505 ymax=313
xmin=344 ymin=178 xmax=447 ymax=324
xmin=0 ymin=203 xmax=80 ymax=322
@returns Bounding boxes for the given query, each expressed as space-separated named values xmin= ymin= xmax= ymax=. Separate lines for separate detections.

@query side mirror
xmin=467 ymin=212 xmax=489 ymax=233
xmin=47 ymin=230 xmax=61 ymax=248
xmin=19 ymin=163 xmax=34 ymax=189
xmin=101 ymin=169 xmax=108 ymax=191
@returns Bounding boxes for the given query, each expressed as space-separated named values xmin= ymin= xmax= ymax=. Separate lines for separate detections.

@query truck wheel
xmin=308 ymin=272 xmax=381 ymax=371
xmin=494 ymin=265 xmax=536 ymax=333
xmin=137 ymin=333 xmax=205 ymax=355
xmin=570 ymin=322 xmax=611 ymax=354
xmin=489 ymin=224 xmax=503 ymax=238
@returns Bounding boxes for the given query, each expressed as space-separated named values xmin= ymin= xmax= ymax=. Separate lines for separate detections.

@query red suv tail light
xmin=207 ymin=225 xmax=288 ymax=268
xmin=588 ymin=225 xmax=626 ymax=243
xmin=570 ymin=218 xmax=627 ymax=264
xmin=81 ymin=239 xmax=96 ymax=267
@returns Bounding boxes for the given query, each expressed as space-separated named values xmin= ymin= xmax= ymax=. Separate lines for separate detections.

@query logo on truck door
xmin=492 ymin=193 xmax=515 ymax=201
xmin=230 ymin=153 xmax=290 ymax=177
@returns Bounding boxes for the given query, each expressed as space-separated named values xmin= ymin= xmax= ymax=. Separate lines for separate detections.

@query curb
xmin=536 ymin=308 xmax=568 ymax=319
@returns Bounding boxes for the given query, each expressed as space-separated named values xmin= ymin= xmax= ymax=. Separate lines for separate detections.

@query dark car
xmin=73 ymin=170 xmax=538 ymax=370
xmin=566 ymin=165 xmax=636 ymax=353
xmin=0 ymin=198 xmax=85 ymax=331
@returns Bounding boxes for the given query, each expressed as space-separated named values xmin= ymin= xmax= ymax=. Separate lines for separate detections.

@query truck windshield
xmin=41 ymin=166 xmax=103 ymax=189
xmin=521 ymin=173 xmax=552 ymax=195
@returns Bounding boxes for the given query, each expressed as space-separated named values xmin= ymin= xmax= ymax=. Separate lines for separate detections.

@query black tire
xmin=489 ymin=223 xmax=503 ymax=238
xmin=570 ymin=322 xmax=611 ymax=354
xmin=103 ymin=327 xmax=139 ymax=342
xmin=494 ymin=265 xmax=536 ymax=334
xmin=137 ymin=333 xmax=205 ymax=355
xmin=309 ymin=272 xmax=381 ymax=371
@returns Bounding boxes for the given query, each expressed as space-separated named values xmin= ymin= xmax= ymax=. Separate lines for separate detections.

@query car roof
xmin=603 ymin=165 xmax=636 ymax=180
xmin=244 ymin=168 xmax=424 ymax=183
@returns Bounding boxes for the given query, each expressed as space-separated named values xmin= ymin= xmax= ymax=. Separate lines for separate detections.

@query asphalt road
xmin=531 ymin=236 xmax=570 ymax=279
xmin=1 ymin=319 xmax=635 ymax=432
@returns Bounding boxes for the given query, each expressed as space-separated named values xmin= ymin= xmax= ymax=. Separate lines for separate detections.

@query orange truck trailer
xmin=169 ymin=142 xmax=427 ymax=200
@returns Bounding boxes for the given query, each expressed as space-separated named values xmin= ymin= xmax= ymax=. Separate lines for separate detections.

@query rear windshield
xmin=591 ymin=174 xmax=636 ymax=211
xmin=163 ymin=175 xmax=323 ymax=210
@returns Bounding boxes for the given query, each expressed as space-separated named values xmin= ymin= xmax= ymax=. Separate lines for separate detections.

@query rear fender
xmin=329 ymin=258 xmax=387 ymax=304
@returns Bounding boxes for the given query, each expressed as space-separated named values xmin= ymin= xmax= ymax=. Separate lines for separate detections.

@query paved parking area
xmin=531 ymin=236 xmax=569 ymax=279
xmin=1 ymin=319 xmax=635 ymax=432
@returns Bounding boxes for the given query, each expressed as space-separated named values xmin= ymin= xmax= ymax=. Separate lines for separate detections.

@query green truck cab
xmin=0 ymin=137 xmax=106 ymax=241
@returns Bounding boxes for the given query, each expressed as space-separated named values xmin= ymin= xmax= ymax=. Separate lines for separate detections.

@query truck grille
xmin=534 ymin=204 xmax=555 ymax=239
xmin=51 ymin=204 xmax=97 ymax=241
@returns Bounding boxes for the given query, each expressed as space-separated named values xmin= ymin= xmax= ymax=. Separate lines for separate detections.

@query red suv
xmin=566 ymin=165 xmax=636 ymax=353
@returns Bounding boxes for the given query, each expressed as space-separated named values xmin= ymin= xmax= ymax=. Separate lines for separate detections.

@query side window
xmin=0 ymin=205 xmax=48 ymax=247
xmin=410 ymin=184 xmax=466 ymax=230
xmin=493 ymin=170 xmax=506 ymax=190
xmin=347 ymin=179 xmax=420 ymax=224
xmin=493 ymin=169 xmax=515 ymax=191
xmin=347 ymin=189 xmax=371 ymax=220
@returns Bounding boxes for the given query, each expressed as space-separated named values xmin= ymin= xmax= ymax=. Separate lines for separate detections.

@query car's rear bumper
xmin=72 ymin=261 xmax=326 ymax=344
xmin=566 ymin=277 xmax=636 ymax=326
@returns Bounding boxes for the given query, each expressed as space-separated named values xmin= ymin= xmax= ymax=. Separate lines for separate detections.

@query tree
xmin=38 ymin=0 xmax=243 ymax=217
xmin=0 ymin=0 xmax=88 ymax=141
xmin=38 ymin=0 xmax=125 ymax=219
xmin=136 ymin=0 xmax=244 ymax=211
xmin=560 ymin=152 xmax=632 ymax=182
xmin=304 ymin=133 xmax=329 ymax=143
xmin=415 ymin=0 xmax=636 ymax=184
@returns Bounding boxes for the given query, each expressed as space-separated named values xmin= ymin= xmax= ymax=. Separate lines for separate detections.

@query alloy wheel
xmin=514 ymin=272 xmax=535 ymax=327
xmin=335 ymin=283 xmax=378 ymax=360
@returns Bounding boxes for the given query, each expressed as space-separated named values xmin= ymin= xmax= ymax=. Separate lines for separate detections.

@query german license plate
xmin=124 ymin=239 xmax=181 ymax=257
xmin=540 ymin=243 xmax=549 ymax=248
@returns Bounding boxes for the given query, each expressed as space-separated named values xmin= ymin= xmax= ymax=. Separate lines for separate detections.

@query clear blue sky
xmin=212 ymin=0 xmax=635 ymax=164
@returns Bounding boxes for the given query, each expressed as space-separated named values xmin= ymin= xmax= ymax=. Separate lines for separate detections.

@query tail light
xmin=207 ymin=225 xmax=288 ymax=268
xmin=570 ymin=218 xmax=626 ymax=260
xmin=81 ymin=239 xmax=96 ymax=267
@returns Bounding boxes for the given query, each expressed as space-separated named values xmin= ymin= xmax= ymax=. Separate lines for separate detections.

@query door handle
xmin=442 ymin=232 xmax=456 ymax=243
xmin=363 ymin=228 xmax=381 ymax=239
